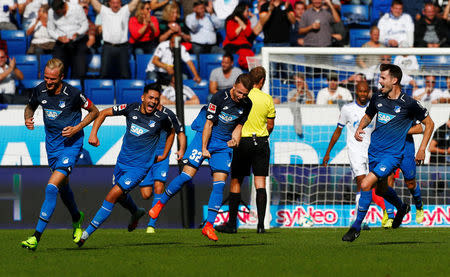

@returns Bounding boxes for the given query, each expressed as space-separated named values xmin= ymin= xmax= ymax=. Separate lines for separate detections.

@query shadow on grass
xmin=196 ymin=243 xmax=266 ymax=248
xmin=368 ymin=241 xmax=441 ymax=246
xmin=47 ymin=242 xmax=183 ymax=251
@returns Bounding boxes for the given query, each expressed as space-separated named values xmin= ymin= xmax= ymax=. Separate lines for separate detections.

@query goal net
xmin=247 ymin=47 xmax=450 ymax=228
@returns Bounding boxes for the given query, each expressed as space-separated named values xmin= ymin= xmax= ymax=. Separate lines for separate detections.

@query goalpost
xmin=245 ymin=47 xmax=450 ymax=229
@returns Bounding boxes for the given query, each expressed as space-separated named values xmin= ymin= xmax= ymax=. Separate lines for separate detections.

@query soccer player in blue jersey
xmin=21 ymin=58 xmax=99 ymax=251
xmin=75 ymin=83 xmax=174 ymax=247
xmin=140 ymin=103 xmax=187 ymax=234
xmin=149 ymin=73 xmax=253 ymax=241
xmin=342 ymin=64 xmax=434 ymax=242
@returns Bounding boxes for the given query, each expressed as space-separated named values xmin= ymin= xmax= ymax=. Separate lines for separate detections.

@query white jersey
xmin=337 ymin=101 xmax=376 ymax=177
xmin=377 ymin=12 xmax=414 ymax=47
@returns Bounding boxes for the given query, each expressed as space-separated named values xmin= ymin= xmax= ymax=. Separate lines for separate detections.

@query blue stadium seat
xmin=371 ymin=0 xmax=392 ymax=25
xmin=15 ymin=55 xmax=38 ymax=79
xmin=341 ymin=5 xmax=370 ymax=26
xmin=65 ymin=79 xmax=82 ymax=90
xmin=129 ymin=56 xmax=136 ymax=79
xmin=18 ymin=79 xmax=41 ymax=94
xmin=115 ymin=79 xmax=145 ymax=104
xmin=182 ymin=54 xmax=198 ymax=79
xmin=84 ymin=79 xmax=115 ymax=104
xmin=86 ymin=54 xmax=101 ymax=77
xmin=184 ymin=79 xmax=209 ymax=104
xmin=349 ymin=29 xmax=370 ymax=47
xmin=421 ymin=55 xmax=450 ymax=71
xmin=136 ymin=54 xmax=152 ymax=80
xmin=1 ymin=30 xmax=27 ymax=55
xmin=199 ymin=54 xmax=223 ymax=80
xmin=271 ymin=79 xmax=295 ymax=103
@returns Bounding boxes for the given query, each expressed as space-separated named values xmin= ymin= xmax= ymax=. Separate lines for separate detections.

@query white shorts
xmin=348 ymin=150 xmax=369 ymax=179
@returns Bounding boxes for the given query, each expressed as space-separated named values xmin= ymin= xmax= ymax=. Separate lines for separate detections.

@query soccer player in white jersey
xmin=323 ymin=81 xmax=388 ymax=229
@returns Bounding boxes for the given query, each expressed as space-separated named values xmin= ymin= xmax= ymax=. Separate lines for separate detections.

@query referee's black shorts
xmin=231 ymin=136 xmax=270 ymax=178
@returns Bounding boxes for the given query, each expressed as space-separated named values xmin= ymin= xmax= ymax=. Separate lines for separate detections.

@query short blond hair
xmin=46 ymin=58 xmax=64 ymax=76
xmin=162 ymin=3 xmax=179 ymax=22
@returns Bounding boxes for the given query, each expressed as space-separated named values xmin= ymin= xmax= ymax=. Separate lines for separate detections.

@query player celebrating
xmin=323 ymin=81 xmax=388 ymax=229
xmin=149 ymin=74 xmax=253 ymax=241
xmin=75 ymin=83 xmax=174 ymax=247
xmin=21 ymin=58 xmax=99 ymax=251
xmin=140 ymin=103 xmax=187 ymax=234
xmin=342 ymin=64 xmax=434 ymax=242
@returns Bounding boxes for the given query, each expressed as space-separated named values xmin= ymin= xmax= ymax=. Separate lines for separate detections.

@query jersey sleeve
xmin=167 ymin=108 xmax=184 ymax=134
xmin=161 ymin=114 xmax=174 ymax=133
xmin=112 ymin=103 xmax=133 ymax=116
xmin=78 ymin=90 xmax=93 ymax=110
xmin=409 ymin=99 xmax=429 ymax=122
xmin=28 ymin=87 xmax=40 ymax=110
xmin=205 ymin=93 xmax=223 ymax=123
xmin=337 ymin=106 xmax=348 ymax=128
xmin=365 ymin=94 xmax=378 ymax=118
xmin=237 ymin=100 xmax=252 ymax=125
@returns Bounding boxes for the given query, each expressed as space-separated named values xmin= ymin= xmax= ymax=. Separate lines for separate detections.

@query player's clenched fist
xmin=88 ymin=134 xmax=100 ymax=147
xmin=25 ymin=117 xmax=34 ymax=130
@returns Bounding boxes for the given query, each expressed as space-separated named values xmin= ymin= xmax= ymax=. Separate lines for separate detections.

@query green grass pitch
xmin=2 ymin=228 xmax=449 ymax=276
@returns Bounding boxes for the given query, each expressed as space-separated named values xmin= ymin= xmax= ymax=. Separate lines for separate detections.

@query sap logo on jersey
xmin=44 ymin=109 xmax=62 ymax=120
xmin=377 ymin=112 xmax=395 ymax=124
xmin=219 ymin=112 xmax=238 ymax=123
xmin=130 ymin=123 xmax=149 ymax=136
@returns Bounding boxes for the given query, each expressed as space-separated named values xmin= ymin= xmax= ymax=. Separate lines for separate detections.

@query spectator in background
xmin=287 ymin=73 xmax=314 ymax=104
xmin=393 ymin=42 xmax=419 ymax=72
xmin=80 ymin=0 xmax=98 ymax=55
xmin=91 ymin=0 xmax=140 ymax=79
xmin=0 ymin=0 xmax=17 ymax=30
xmin=48 ymin=0 xmax=88 ymax=79
xmin=298 ymin=0 xmax=341 ymax=47
xmin=26 ymin=4 xmax=55 ymax=56
xmin=428 ymin=117 xmax=450 ymax=165
xmin=289 ymin=1 xmax=306 ymax=46
xmin=146 ymin=34 xmax=201 ymax=85
xmin=414 ymin=3 xmax=448 ymax=47
xmin=150 ymin=0 xmax=170 ymax=21
xmin=222 ymin=2 xmax=253 ymax=54
xmin=413 ymin=75 xmax=449 ymax=104
xmin=0 ymin=49 xmax=24 ymax=104
xmin=161 ymin=76 xmax=200 ymax=105
xmin=377 ymin=0 xmax=414 ymax=47
xmin=185 ymin=0 xmax=223 ymax=55
xmin=129 ymin=1 xmax=160 ymax=55
xmin=356 ymin=26 xmax=385 ymax=69
xmin=18 ymin=0 xmax=47 ymax=31
xmin=209 ymin=52 xmax=242 ymax=97
xmin=158 ymin=3 xmax=190 ymax=45
xmin=316 ymin=72 xmax=352 ymax=105
xmin=259 ymin=0 xmax=294 ymax=47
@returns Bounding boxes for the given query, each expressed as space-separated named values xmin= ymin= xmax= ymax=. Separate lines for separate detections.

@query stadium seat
xmin=1 ymin=30 xmax=27 ymax=55
xmin=136 ymin=54 xmax=152 ymax=80
xmin=199 ymin=54 xmax=223 ymax=80
xmin=306 ymin=77 xmax=328 ymax=99
xmin=65 ymin=79 xmax=82 ymax=90
xmin=86 ymin=54 xmax=101 ymax=77
xmin=421 ymin=55 xmax=450 ymax=71
xmin=184 ymin=79 xmax=209 ymax=104
xmin=18 ymin=79 xmax=41 ymax=94
xmin=115 ymin=79 xmax=145 ymax=104
xmin=371 ymin=0 xmax=392 ymax=25
xmin=349 ymin=29 xmax=370 ymax=47
xmin=84 ymin=79 xmax=115 ymax=104
xmin=15 ymin=55 xmax=38 ymax=79
xmin=341 ymin=5 xmax=370 ymax=26
xmin=271 ymin=79 xmax=295 ymax=103
xmin=129 ymin=56 xmax=136 ymax=79
xmin=182 ymin=54 xmax=198 ymax=79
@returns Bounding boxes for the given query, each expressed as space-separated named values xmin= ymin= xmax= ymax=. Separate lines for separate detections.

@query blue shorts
xmin=140 ymin=155 xmax=170 ymax=187
xmin=112 ymin=162 xmax=148 ymax=193
xmin=369 ymin=154 xmax=401 ymax=179
xmin=48 ymin=146 xmax=82 ymax=176
xmin=183 ymin=131 xmax=233 ymax=174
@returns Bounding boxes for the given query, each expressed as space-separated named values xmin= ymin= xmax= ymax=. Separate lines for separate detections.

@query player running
xmin=21 ymin=58 xmax=99 ymax=251
xmin=342 ymin=64 xmax=434 ymax=242
xmin=75 ymin=83 xmax=174 ymax=247
xmin=149 ymin=73 xmax=253 ymax=241
xmin=323 ymin=81 xmax=388 ymax=229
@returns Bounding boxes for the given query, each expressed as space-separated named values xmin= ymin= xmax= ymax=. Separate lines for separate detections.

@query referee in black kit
xmin=216 ymin=66 xmax=276 ymax=234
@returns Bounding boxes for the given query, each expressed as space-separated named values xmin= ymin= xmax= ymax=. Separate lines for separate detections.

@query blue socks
xmin=410 ymin=185 xmax=423 ymax=209
xmin=351 ymin=190 xmax=372 ymax=231
xmin=117 ymin=194 xmax=137 ymax=215
xmin=384 ymin=199 xmax=395 ymax=219
xmin=36 ymin=184 xmax=59 ymax=233
xmin=86 ymin=200 xmax=114 ymax=236
xmin=148 ymin=193 xmax=162 ymax=227
xmin=59 ymin=184 xmax=80 ymax=222
xmin=161 ymin=172 xmax=192 ymax=204
xmin=383 ymin=187 xmax=404 ymax=211
xmin=206 ymin=181 xmax=225 ymax=224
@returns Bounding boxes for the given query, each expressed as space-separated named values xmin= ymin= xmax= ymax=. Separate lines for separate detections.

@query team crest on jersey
xmin=219 ymin=112 xmax=238 ymax=123
xmin=44 ymin=109 xmax=62 ymax=120
xmin=377 ymin=112 xmax=395 ymax=124
xmin=207 ymin=103 xmax=216 ymax=113
xmin=130 ymin=123 xmax=149 ymax=136
xmin=161 ymin=172 xmax=167 ymax=177
xmin=394 ymin=106 xmax=401 ymax=113
xmin=124 ymin=179 xmax=132 ymax=185
xmin=59 ymin=101 xmax=66 ymax=108
xmin=148 ymin=120 xmax=156 ymax=128
xmin=238 ymin=109 xmax=243 ymax=114
xmin=62 ymin=157 xmax=69 ymax=164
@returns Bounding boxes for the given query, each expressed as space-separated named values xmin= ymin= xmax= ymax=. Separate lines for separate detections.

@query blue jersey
xmin=112 ymin=103 xmax=173 ymax=170
xmin=28 ymin=81 xmax=91 ymax=154
xmin=191 ymin=105 xmax=207 ymax=132
xmin=366 ymin=92 xmax=428 ymax=158
xmin=206 ymin=90 xmax=252 ymax=142
xmin=154 ymin=106 xmax=184 ymax=156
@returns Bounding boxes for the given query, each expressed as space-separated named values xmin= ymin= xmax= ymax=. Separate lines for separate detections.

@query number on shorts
xmin=189 ymin=149 xmax=202 ymax=163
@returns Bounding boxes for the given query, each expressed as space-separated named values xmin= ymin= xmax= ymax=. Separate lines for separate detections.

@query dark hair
xmin=380 ymin=64 xmax=402 ymax=85
xmin=226 ymin=2 xmax=249 ymax=25
xmin=223 ymin=52 xmax=234 ymax=62
xmin=235 ymin=73 xmax=253 ymax=92
xmin=144 ymin=83 xmax=162 ymax=95
xmin=249 ymin=66 xmax=266 ymax=84
xmin=51 ymin=0 xmax=65 ymax=11
xmin=391 ymin=0 xmax=403 ymax=7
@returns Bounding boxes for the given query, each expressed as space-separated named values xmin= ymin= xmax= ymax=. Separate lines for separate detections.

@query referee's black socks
xmin=228 ymin=192 xmax=241 ymax=228
xmin=256 ymin=188 xmax=267 ymax=227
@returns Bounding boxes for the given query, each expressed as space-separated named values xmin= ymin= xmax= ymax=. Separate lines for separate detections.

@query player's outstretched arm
xmin=175 ymin=132 xmax=187 ymax=160
xmin=354 ymin=114 xmax=373 ymax=142
xmin=201 ymin=119 xmax=214 ymax=158
xmin=62 ymin=103 xmax=99 ymax=138
xmin=322 ymin=127 xmax=343 ymax=166
xmin=156 ymin=128 xmax=175 ymax=162
xmin=88 ymin=107 xmax=113 ymax=147
xmin=24 ymin=104 xmax=37 ymax=130
xmin=228 ymin=124 xmax=243 ymax=148
xmin=415 ymin=115 xmax=435 ymax=165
